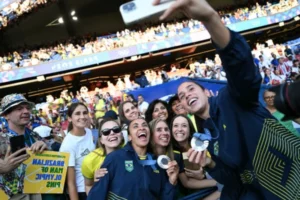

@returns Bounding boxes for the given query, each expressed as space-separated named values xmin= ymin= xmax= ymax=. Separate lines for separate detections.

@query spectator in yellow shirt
xmin=94 ymin=94 xmax=106 ymax=119
xmin=81 ymin=119 xmax=123 ymax=194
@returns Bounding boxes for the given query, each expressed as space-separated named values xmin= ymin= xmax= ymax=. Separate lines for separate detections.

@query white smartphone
xmin=120 ymin=0 xmax=176 ymax=25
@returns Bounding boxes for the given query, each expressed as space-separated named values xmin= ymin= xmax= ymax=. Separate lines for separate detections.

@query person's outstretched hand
xmin=153 ymin=0 xmax=216 ymax=22
xmin=153 ymin=0 xmax=230 ymax=48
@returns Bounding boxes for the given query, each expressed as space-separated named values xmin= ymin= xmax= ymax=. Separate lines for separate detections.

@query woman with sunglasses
xmin=149 ymin=118 xmax=218 ymax=199
xmin=118 ymin=101 xmax=140 ymax=144
xmin=81 ymin=119 xmax=123 ymax=195
xmin=59 ymin=103 xmax=95 ymax=200
xmin=87 ymin=118 xmax=178 ymax=200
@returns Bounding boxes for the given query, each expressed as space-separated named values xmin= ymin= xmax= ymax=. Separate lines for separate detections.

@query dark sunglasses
xmin=101 ymin=126 xmax=121 ymax=136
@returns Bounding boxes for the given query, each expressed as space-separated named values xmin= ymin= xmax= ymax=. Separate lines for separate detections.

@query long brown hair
xmin=149 ymin=118 xmax=174 ymax=160
xmin=170 ymin=114 xmax=196 ymax=152
xmin=67 ymin=102 xmax=88 ymax=132
xmin=118 ymin=101 xmax=137 ymax=125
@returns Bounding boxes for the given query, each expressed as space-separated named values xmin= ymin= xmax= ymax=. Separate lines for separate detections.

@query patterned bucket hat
xmin=0 ymin=94 xmax=34 ymax=115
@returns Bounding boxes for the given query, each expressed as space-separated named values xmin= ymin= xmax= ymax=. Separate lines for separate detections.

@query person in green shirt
xmin=264 ymin=89 xmax=300 ymax=137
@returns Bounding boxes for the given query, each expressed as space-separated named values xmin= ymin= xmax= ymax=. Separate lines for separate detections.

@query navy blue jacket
xmin=87 ymin=142 xmax=176 ymax=200
xmin=195 ymin=30 xmax=300 ymax=199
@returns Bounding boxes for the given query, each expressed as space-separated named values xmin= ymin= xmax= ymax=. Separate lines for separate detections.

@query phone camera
xmin=122 ymin=2 xmax=136 ymax=12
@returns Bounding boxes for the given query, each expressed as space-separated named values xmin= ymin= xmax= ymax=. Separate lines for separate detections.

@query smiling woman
xmin=148 ymin=117 xmax=218 ymax=199
xmin=87 ymin=118 xmax=178 ymax=200
xmin=118 ymin=101 xmax=140 ymax=144
xmin=145 ymin=99 xmax=171 ymax=123
xmin=81 ymin=119 xmax=123 ymax=195
xmin=59 ymin=103 xmax=95 ymax=200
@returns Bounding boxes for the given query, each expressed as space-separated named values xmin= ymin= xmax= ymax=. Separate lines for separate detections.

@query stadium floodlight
xmin=295 ymin=16 xmax=299 ymax=21
xmin=72 ymin=16 xmax=78 ymax=21
xmin=58 ymin=17 xmax=64 ymax=24
xmin=71 ymin=10 xmax=76 ymax=16
xmin=279 ymin=22 xmax=284 ymax=27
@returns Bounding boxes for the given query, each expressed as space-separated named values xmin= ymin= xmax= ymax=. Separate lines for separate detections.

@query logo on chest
xmin=214 ymin=141 xmax=219 ymax=156
xmin=125 ymin=160 xmax=134 ymax=172
xmin=80 ymin=149 xmax=90 ymax=157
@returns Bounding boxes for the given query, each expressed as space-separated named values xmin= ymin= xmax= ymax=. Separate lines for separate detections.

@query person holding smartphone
xmin=153 ymin=0 xmax=299 ymax=199
xmin=0 ymin=93 xmax=47 ymax=200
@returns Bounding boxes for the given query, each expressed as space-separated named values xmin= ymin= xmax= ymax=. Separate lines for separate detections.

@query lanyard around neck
xmin=193 ymin=118 xmax=220 ymax=141
xmin=136 ymin=153 xmax=158 ymax=171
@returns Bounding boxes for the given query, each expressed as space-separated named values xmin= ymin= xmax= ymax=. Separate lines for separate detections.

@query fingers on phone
xmin=11 ymin=147 xmax=27 ymax=157
xmin=160 ymin=1 xmax=182 ymax=20
xmin=12 ymin=154 xmax=29 ymax=165
xmin=152 ymin=0 xmax=160 ymax=5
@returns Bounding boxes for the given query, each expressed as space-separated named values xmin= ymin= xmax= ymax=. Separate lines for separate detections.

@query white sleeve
xmin=67 ymin=149 xmax=76 ymax=167
xmin=59 ymin=142 xmax=76 ymax=167
xmin=144 ymin=102 xmax=149 ymax=111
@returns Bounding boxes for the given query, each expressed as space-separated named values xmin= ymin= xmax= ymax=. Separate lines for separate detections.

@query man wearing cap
xmin=0 ymin=94 xmax=47 ymax=200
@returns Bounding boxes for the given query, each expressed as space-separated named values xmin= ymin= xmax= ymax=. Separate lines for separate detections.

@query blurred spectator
xmin=137 ymin=94 xmax=149 ymax=115
xmin=264 ymin=89 xmax=300 ymax=137
xmin=292 ymin=59 xmax=299 ymax=73
xmin=284 ymin=45 xmax=293 ymax=57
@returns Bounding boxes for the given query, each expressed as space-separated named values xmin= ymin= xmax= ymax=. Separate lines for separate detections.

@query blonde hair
xmin=149 ymin=118 xmax=174 ymax=160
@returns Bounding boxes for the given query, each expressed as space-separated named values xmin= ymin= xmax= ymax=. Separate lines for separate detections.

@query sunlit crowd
xmin=0 ymin=0 xmax=298 ymax=72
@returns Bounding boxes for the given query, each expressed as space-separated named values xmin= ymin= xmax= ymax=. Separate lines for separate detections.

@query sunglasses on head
xmin=101 ymin=126 xmax=121 ymax=136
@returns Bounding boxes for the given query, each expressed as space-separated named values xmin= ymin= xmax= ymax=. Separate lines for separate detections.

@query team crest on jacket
xmin=214 ymin=141 xmax=219 ymax=156
xmin=125 ymin=160 xmax=134 ymax=172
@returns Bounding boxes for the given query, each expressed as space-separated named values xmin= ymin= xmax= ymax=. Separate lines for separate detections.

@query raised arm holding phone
xmin=151 ymin=0 xmax=299 ymax=199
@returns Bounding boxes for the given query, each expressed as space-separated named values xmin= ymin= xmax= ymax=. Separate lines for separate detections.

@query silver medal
xmin=157 ymin=155 xmax=171 ymax=169
xmin=191 ymin=137 xmax=209 ymax=152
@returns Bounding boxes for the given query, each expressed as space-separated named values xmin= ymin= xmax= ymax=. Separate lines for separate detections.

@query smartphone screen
xmin=9 ymin=135 xmax=26 ymax=155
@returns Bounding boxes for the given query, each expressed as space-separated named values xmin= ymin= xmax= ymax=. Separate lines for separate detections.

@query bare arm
xmin=179 ymin=173 xmax=217 ymax=189
xmin=84 ymin=178 xmax=94 ymax=195
xmin=67 ymin=167 xmax=79 ymax=200
xmin=155 ymin=0 xmax=230 ymax=48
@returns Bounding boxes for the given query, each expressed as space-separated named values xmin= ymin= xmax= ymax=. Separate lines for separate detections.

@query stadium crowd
xmin=220 ymin=0 xmax=299 ymax=24
xmin=0 ymin=0 xmax=57 ymax=30
xmin=0 ymin=34 xmax=299 ymax=199
xmin=0 ymin=0 xmax=299 ymax=71
xmin=0 ymin=0 xmax=300 ymax=200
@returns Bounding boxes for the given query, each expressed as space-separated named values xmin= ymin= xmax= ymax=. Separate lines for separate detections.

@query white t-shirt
xmin=59 ymin=128 xmax=95 ymax=193
xmin=258 ymin=60 xmax=271 ymax=68
xmin=138 ymin=101 xmax=149 ymax=114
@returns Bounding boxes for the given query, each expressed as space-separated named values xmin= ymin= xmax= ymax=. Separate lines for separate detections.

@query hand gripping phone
xmin=120 ymin=0 xmax=176 ymax=25
xmin=9 ymin=135 xmax=26 ymax=155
